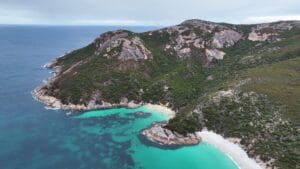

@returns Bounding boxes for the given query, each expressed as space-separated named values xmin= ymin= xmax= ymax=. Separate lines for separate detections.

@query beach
xmin=197 ymin=130 xmax=264 ymax=169
xmin=143 ymin=103 xmax=176 ymax=118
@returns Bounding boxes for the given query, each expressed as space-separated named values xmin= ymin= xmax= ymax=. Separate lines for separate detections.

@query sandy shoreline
xmin=197 ymin=130 xmax=265 ymax=169
xmin=34 ymin=59 xmax=265 ymax=169
xmin=143 ymin=103 xmax=176 ymax=119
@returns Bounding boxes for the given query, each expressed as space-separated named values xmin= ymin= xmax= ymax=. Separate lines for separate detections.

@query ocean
xmin=0 ymin=25 xmax=239 ymax=169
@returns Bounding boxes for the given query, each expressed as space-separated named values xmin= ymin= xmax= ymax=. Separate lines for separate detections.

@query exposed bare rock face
xmin=94 ymin=30 xmax=152 ymax=61
xmin=159 ymin=19 xmax=242 ymax=64
xmin=248 ymin=31 xmax=272 ymax=42
xmin=212 ymin=30 xmax=242 ymax=48
xmin=205 ymin=49 xmax=225 ymax=61
xmin=142 ymin=123 xmax=201 ymax=146
xmin=248 ymin=21 xmax=300 ymax=42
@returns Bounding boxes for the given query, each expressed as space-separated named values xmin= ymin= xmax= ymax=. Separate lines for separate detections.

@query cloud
xmin=243 ymin=15 xmax=300 ymax=24
xmin=0 ymin=0 xmax=299 ymax=25
xmin=65 ymin=19 xmax=171 ymax=26
xmin=0 ymin=5 xmax=38 ymax=24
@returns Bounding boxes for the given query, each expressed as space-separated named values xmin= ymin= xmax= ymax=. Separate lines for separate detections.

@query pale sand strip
xmin=142 ymin=104 xmax=176 ymax=119
xmin=197 ymin=130 xmax=263 ymax=169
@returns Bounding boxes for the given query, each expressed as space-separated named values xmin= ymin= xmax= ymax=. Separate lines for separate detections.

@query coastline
xmin=32 ymin=86 xmax=142 ymax=112
xmin=33 ymin=82 xmax=266 ymax=169
xmin=33 ymin=59 xmax=140 ymax=112
xmin=197 ymin=130 xmax=270 ymax=169
xmin=34 ymin=60 xmax=267 ymax=169
xmin=32 ymin=82 xmax=176 ymax=118
xmin=33 ymin=59 xmax=177 ymax=118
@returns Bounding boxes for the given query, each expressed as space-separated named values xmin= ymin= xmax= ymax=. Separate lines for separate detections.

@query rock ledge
xmin=142 ymin=123 xmax=201 ymax=146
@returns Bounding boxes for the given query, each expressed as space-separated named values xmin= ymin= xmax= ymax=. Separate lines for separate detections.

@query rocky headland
xmin=33 ymin=19 xmax=300 ymax=169
xmin=142 ymin=123 xmax=201 ymax=147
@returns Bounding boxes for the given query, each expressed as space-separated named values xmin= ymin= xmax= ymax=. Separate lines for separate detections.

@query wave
xmin=197 ymin=130 xmax=263 ymax=169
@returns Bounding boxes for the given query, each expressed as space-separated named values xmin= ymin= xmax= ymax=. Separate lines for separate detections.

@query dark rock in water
xmin=141 ymin=123 xmax=201 ymax=147
xmin=138 ymin=132 xmax=184 ymax=150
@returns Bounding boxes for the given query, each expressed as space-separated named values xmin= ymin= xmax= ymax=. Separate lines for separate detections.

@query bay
xmin=0 ymin=25 xmax=238 ymax=169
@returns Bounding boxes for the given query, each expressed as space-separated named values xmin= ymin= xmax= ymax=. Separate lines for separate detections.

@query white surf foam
xmin=197 ymin=130 xmax=263 ymax=169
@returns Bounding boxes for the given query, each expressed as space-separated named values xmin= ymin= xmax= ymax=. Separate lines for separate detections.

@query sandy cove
xmin=33 ymin=85 xmax=266 ymax=169
xmin=34 ymin=60 xmax=266 ymax=169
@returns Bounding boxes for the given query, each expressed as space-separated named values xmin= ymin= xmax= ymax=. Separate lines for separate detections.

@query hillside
xmin=33 ymin=19 xmax=300 ymax=169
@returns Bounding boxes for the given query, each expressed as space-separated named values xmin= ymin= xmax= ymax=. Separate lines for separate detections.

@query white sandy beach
xmin=197 ymin=130 xmax=263 ymax=169
xmin=143 ymin=103 xmax=176 ymax=119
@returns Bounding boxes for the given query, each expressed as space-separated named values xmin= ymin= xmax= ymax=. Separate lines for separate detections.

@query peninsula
xmin=33 ymin=19 xmax=300 ymax=169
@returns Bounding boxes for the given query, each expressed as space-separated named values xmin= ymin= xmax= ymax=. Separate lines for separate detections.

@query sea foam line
xmin=197 ymin=130 xmax=263 ymax=169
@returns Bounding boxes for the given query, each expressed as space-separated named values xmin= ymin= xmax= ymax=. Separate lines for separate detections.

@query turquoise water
xmin=0 ymin=25 xmax=238 ymax=169
xmin=75 ymin=107 xmax=239 ymax=169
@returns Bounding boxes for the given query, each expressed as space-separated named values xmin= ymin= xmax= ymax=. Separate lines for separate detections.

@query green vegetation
xmin=242 ymin=58 xmax=300 ymax=123
xmin=41 ymin=22 xmax=300 ymax=169
xmin=162 ymin=27 xmax=300 ymax=169
xmin=166 ymin=112 xmax=203 ymax=135
xmin=201 ymin=93 xmax=299 ymax=168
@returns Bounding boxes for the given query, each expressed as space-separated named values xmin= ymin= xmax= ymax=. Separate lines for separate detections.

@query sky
xmin=0 ymin=0 xmax=300 ymax=26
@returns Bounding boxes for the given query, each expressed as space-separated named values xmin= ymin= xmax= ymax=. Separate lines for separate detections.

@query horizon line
xmin=0 ymin=19 xmax=299 ymax=27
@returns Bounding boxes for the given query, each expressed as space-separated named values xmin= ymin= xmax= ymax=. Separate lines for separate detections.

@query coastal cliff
xmin=33 ymin=19 xmax=300 ymax=169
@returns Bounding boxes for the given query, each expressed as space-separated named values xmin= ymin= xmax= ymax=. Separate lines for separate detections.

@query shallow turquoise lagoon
xmin=76 ymin=107 xmax=239 ymax=169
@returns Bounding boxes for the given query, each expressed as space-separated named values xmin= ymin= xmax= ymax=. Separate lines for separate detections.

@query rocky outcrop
xmin=142 ymin=123 xmax=201 ymax=146
xmin=33 ymin=84 xmax=141 ymax=111
xmin=162 ymin=25 xmax=203 ymax=59
xmin=94 ymin=30 xmax=152 ymax=61
xmin=205 ymin=49 xmax=225 ymax=61
xmin=160 ymin=19 xmax=242 ymax=64
xmin=212 ymin=30 xmax=242 ymax=48
xmin=119 ymin=37 xmax=152 ymax=60
xmin=255 ymin=21 xmax=300 ymax=31
xmin=248 ymin=21 xmax=300 ymax=42
xmin=248 ymin=32 xmax=265 ymax=41
xmin=248 ymin=31 xmax=278 ymax=42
